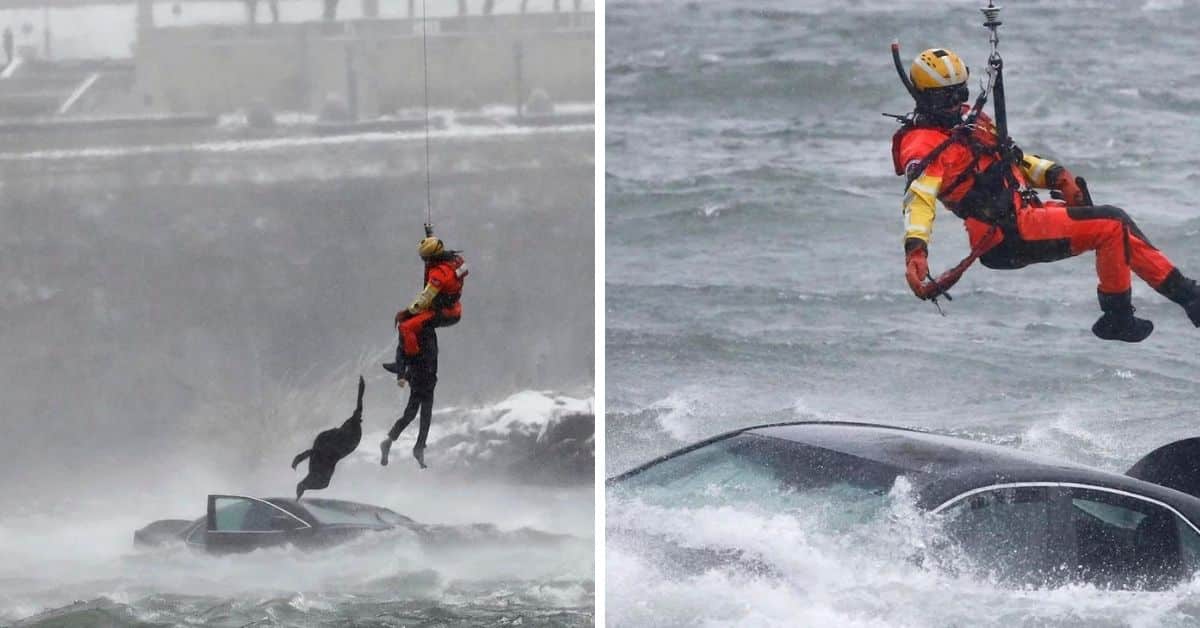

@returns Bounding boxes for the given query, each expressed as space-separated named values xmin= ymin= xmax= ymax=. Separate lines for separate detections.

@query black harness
xmin=896 ymin=118 xmax=1036 ymax=228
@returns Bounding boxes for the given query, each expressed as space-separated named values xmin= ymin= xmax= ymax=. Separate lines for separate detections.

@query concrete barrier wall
xmin=134 ymin=13 xmax=593 ymax=115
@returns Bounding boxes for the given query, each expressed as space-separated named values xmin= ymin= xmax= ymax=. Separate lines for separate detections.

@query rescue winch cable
xmin=982 ymin=2 xmax=1006 ymax=145
xmin=381 ymin=0 xmax=439 ymax=382
xmin=420 ymin=0 xmax=434 ymax=236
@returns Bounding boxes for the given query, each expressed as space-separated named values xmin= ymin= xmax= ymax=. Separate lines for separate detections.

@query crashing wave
xmin=359 ymin=390 xmax=594 ymax=485
xmin=431 ymin=391 xmax=594 ymax=485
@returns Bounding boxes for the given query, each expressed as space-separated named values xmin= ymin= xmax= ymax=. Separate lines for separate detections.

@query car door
xmin=936 ymin=485 xmax=1073 ymax=586
xmin=1064 ymin=486 xmax=1200 ymax=589
xmin=205 ymin=495 xmax=310 ymax=554
xmin=938 ymin=483 xmax=1200 ymax=589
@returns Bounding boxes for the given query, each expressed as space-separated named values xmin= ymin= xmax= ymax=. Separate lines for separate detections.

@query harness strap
xmin=902 ymin=126 xmax=966 ymax=192
xmin=940 ymin=136 xmax=988 ymax=199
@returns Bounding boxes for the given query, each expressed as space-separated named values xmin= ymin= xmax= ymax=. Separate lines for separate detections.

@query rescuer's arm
xmin=901 ymin=173 xmax=941 ymax=299
xmin=405 ymin=266 xmax=453 ymax=315
xmin=407 ymin=283 xmax=440 ymax=314
xmin=902 ymin=172 xmax=940 ymax=245
xmin=1020 ymin=153 xmax=1088 ymax=206
xmin=1018 ymin=153 xmax=1056 ymax=189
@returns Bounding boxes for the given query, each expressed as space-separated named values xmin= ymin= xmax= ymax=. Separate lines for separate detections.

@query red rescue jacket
xmin=424 ymin=254 xmax=467 ymax=309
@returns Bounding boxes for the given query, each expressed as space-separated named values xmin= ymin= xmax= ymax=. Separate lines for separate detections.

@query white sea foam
xmin=609 ymin=479 xmax=1200 ymax=627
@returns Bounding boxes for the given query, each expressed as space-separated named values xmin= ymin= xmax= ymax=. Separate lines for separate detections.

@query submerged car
xmin=135 ymin=495 xmax=414 ymax=554
xmin=608 ymin=421 xmax=1200 ymax=589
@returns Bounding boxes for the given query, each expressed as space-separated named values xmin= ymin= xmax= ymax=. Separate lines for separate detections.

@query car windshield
xmin=301 ymin=500 xmax=409 ymax=526
xmin=613 ymin=433 xmax=905 ymax=515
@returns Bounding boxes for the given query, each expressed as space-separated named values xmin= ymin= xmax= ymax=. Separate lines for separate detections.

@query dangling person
xmin=380 ymin=326 xmax=438 ymax=469
xmin=892 ymin=48 xmax=1200 ymax=342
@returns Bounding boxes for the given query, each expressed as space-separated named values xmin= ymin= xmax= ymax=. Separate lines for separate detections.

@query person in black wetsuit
xmin=379 ymin=325 xmax=438 ymax=469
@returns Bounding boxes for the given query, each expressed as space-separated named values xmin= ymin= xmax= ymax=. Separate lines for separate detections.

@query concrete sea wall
xmin=134 ymin=12 xmax=594 ymax=115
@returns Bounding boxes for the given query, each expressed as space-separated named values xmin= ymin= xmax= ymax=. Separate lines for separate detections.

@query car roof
xmin=261 ymin=497 xmax=411 ymax=525
xmin=736 ymin=422 xmax=1200 ymax=520
xmin=748 ymin=422 xmax=1080 ymax=477
xmin=263 ymin=497 xmax=386 ymax=509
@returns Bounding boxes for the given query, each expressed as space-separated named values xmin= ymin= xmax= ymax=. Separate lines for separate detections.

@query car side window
xmin=941 ymin=486 xmax=1062 ymax=586
xmin=1179 ymin=519 xmax=1200 ymax=576
xmin=943 ymin=485 xmax=1200 ymax=590
xmin=1067 ymin=488 xmax=1192 ymax=590
xmin=213 ymin=497 xmax=301 ymax=532
xmin=213 ymin=498 xmax=253 ymax=531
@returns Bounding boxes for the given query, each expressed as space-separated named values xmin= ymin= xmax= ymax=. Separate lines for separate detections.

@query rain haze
xmin=0 ymin=1 xmax=594 ymax=625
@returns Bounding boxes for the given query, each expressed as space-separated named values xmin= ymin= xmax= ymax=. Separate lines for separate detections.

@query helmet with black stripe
xmin=909 ymin=48 xmax=969 ymax=118
xmin=418 ymin=236 xmax=445 ymax=260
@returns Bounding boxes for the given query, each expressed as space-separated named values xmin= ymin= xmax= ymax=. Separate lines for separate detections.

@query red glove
xmin=1050 ymin=166 xmax=1088 ymax=207
xmin=905 ymin=244 xmax=933 ymax=300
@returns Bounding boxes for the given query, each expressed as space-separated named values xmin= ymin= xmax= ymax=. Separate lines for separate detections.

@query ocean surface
xmin=606 ymin=0 xmax=1200 ymax=625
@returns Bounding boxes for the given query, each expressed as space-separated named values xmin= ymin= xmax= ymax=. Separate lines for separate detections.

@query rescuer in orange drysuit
xmin=894 ymin=47 xmax=1200 ymax=342
xmin=387 ymin=235 xmax=466 ymax=368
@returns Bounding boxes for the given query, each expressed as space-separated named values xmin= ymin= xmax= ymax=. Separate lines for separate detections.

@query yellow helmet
xmin=418 ymin=236 xmax=444 ymax=260
xmin=909 ymin=48 xmax=969 ymax=92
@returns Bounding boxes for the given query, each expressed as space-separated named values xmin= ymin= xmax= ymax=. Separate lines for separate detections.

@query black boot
xmin=1156 ymin=269 xmax=1200 ymax=327
xmin=1092 ymin=290 xmax=1154 ymax=342
xmin=382 ymin=360 xmax=404 ymax=375
xmin=383 ymin=356 xmax=409 ymax=381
